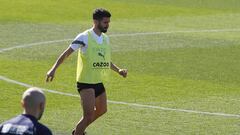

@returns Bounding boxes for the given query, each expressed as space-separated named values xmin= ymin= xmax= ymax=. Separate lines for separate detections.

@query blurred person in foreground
xmin=0 ymin=87 xmax=52 ymax=135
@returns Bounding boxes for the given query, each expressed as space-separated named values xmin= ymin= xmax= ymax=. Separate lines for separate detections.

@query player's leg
xmin=93 ymin=91 xmax=107 ymax=122
xmin=74 ymin=88 xmax=95 ymax=135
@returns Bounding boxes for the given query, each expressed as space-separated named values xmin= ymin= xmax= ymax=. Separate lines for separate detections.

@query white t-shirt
xmin=70 ymin=28 xmax=110 ymax=53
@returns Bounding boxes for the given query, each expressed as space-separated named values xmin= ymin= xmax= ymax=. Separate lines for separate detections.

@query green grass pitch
xmin=0 ymin=0 xmax=240 ymax=134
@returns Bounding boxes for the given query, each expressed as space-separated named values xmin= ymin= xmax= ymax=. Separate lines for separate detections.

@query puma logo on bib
xmin=98 ymin=52 xmax=105 ymax=60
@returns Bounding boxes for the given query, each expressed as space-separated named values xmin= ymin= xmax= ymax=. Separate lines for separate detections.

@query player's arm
xmin=110 ymin=62 xmax=128 ymax=78
xmin=46 ymin=47 xmax=74 ymax=82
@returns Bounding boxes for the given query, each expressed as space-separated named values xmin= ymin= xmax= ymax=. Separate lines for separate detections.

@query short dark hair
xmin=93 ymin=8 xmax=111 ymax=20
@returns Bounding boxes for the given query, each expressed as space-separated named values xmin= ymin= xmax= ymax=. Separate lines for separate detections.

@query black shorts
xmin=77 ymin=82 xmax=106 ymax=97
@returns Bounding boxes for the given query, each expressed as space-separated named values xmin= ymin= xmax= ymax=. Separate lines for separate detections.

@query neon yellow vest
xmin=76 ymin=31 xmax=111 ymax=83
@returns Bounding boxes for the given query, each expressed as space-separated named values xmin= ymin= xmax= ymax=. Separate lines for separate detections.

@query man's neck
xmin=93 ymin=27 xmax=102 ymax=37
xmin=23 ymin=110 xmax=38 ymax=120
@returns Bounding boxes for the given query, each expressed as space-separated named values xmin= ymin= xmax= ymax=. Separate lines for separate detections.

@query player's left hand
xmin=119 ymin=69 xmax=128 ymax=78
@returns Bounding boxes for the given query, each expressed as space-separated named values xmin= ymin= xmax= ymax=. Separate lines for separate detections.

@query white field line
xmin=1 ymin=28 xmax=240 ymax=53
xmin=1 ymin=75 xmax=240 ymax=118
xmin=108 ymin=28 xmax=240 ymax=37
xmin=0 ymin=39 xmax=71 ymax=53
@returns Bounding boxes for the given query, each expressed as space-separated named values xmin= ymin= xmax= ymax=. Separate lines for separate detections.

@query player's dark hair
xmin=93 ymin=8 xmax=111 ymax=20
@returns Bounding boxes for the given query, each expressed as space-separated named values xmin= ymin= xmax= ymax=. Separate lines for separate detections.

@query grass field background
xmin=0 ymin=0 xmax=240 ymax=134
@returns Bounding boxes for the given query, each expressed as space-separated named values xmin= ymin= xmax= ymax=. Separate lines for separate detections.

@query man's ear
xmin=21 ymin=100 xmax=25 ymax=108
xmin=94 ymin=19 xmax=99 ymax=25
xmin=39 ymin=102 xmax=45 ymax=110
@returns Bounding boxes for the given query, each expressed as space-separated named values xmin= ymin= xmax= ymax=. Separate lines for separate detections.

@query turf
xmin=0 ymin=0 xmax=240 ymax=134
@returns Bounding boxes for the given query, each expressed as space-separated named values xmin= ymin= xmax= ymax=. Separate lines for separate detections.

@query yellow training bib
xmin=76 ymin=31 xmax=111 ymax=83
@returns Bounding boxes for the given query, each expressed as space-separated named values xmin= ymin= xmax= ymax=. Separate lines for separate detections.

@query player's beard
xmin=98 ymin=24 xmax=108 ymax=33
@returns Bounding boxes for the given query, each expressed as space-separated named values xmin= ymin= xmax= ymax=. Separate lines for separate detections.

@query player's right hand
xmin=119 ymin=69 xmax=128 ymax=78
xmin=46 ymin=69 xmax=55 ymax=82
